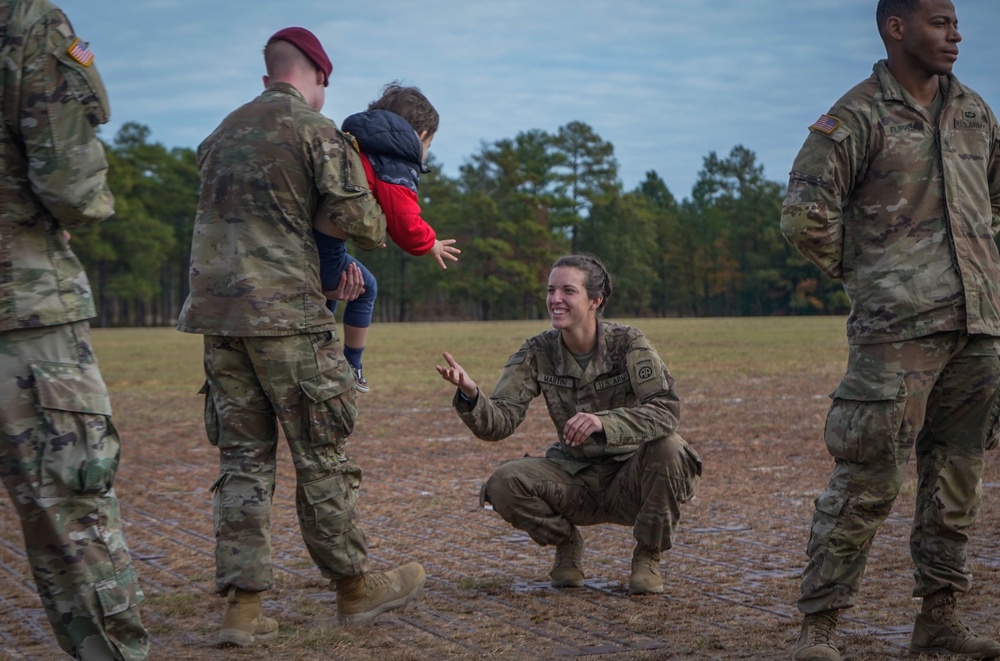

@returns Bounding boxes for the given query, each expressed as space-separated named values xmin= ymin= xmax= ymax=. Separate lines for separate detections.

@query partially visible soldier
xmin=176 ymin=27 xmax=424 ymax=646
xmin=0 ymin=0 xmax=149 ymax=658
xmin=780 ymin=0 xmax=1000 ymax=659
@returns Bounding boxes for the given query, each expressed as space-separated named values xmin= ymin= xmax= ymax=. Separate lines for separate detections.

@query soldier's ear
xmin=885 ymin=15 xmax=905 ymax=42
xmin=262 ymin=74 xmax=270 ymax=89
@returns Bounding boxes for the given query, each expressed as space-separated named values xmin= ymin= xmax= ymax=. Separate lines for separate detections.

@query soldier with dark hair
xmin=0 ymin=0 xmax=148 ymax=657
xmin=781 ymin=0 xmax=1000 ymax=659
xmin=436 ymin=254 xmax=702 ymax=594
xmin=177 ymin=26 xmax=425 ymax=646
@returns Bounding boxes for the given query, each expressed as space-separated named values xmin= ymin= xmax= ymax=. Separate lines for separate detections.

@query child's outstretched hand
xmin=429 ymin=238 xmax=461 ymax=269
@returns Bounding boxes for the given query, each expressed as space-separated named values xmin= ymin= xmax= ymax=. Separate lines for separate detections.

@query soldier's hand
xmin=436 ymin=352 xmax=478 ymax=399
xmin=324 ymin=262 xmax=365 ymax=302
xmin=563 ymin=412 xmax=603 ymax=446
xmin=429 ymin=239 xmax=461 ymax=269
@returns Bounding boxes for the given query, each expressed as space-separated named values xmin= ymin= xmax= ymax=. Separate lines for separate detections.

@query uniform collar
xmin=872 ymin=59 xmax=964 ymax=108
xmin=552 ymin=321 xmax=612 ymax=383
xmin=264 ymin=81 xmax=307 ymax=103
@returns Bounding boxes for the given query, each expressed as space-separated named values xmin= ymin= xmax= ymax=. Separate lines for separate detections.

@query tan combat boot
xmin=910 ymin=589 xmax=1000 ymax=658
xmin=218 ymin=587 xmax=279 ymax=647
xmin=628 ymin=544 xmax=663 ymax=595
xmin=336 ymin=561 xmax=425 ymax=626
xmin=793 ymin=610 xmax=840 ymax=661
xmin=549 ymin=526 xmax=584 ymax=588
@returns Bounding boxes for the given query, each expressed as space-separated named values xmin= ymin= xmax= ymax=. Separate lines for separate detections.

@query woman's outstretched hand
xmin=435 ymin=351 xmax=478 ymax=400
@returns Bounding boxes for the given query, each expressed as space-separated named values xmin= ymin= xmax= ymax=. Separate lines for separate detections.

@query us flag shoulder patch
xmin=810 ymin=114 xmax=841 ymax=135
xmin=67 ymin=38 xmax=95 ymax=67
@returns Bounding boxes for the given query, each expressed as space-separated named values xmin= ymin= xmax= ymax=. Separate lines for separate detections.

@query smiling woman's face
xmin=547 ymin=266 xmax=599 ymax=332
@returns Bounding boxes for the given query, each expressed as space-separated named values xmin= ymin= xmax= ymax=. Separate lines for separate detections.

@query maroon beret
xmin=267 ymin=27 xmax=332 ymax=87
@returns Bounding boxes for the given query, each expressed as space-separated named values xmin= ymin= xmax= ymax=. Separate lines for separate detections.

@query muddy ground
xmin=2 ymin=368 xmax=999 ymax=660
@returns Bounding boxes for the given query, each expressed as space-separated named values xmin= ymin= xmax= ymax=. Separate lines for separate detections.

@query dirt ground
xmin=2 ymin=368 xmax=1000 ymax=660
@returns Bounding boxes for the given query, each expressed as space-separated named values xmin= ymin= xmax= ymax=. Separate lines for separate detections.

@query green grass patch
xmin=89 ymin=316 xmax=849 ymax=400
xmin=143 ymin=592 xmax=200 ymax=619
xmin=457 ymin=575 xmax=507 ymax=592
xmin=91 ymin=327 xmax=204 ymax=396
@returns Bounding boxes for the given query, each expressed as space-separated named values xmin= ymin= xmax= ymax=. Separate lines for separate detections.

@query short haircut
xmin=876 ymin=0 xmax=922 ymax=37
xmin=368 ymin=82 xmax=439 ymax=137
xmin=552 ymin=253 xmax=613 ymax=316
xmin=263 ymin=39 xmax=311 ymax=80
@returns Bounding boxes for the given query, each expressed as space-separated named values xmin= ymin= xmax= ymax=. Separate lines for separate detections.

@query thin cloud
xmin=72 ymin=0 xmax=1000 ymax=198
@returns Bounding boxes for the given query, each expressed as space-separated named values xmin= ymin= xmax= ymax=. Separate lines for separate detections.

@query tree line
xmin=73 ymin=120 xmax=852 ymax=326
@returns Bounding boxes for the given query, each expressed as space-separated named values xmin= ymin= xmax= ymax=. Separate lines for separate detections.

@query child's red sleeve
xmin=363 ymin=155 xmax=436 ymax=256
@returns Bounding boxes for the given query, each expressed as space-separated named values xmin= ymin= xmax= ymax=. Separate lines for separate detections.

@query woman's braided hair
xmin=552 ymin=253 xmax=613 ymax=316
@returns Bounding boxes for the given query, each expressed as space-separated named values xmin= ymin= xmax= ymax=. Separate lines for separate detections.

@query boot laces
xmin=554 ymin=533 xmax=582 ymax=568
xmin=364 ymin=571 xmax=392 ymax=589
xmin=631 ymin=546 xmax=659 ymax=572
xmin=934 ymin=599 xmax=975 ymax=638
xmin=633 ymin=558 xmax=660 ymax=574
xmin=807 ymin=612 xmax=838 ymax=646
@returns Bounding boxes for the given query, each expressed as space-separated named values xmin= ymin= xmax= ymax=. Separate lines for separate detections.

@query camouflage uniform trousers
xmin=201 ymin=330 xmax=370 ymax=595
xmin=799 ymin=331 xmax=1000 ymax=614
xmin=483 ymin=433 xmax=702 ymax=551
xmin=0 ymin=321 xmax=148 ymax=660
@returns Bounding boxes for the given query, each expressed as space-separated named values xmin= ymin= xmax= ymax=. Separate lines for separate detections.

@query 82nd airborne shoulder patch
xmin=635 ymin=359 xmax=656 ymax=383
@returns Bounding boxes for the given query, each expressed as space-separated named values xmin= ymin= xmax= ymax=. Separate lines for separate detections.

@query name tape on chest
xmin=954 ymin=114 xmax=987 ymax=130
xmin=539 ymin=374 xmax=573 ymax=388
xmin=886 ymin=120 xmax=923 ymax=135
xmin=594 ymin=373 xmax=629 ymax=391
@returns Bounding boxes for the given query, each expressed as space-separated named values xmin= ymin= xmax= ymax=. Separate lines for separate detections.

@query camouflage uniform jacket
xmin=176 ymin=83 xmax=386 ymax=336
xmin=780 ymin=60 xmax=1000 ymax=344
xmin=454 ymin=321 xmax=681 ymax=470
xmin=0 ymin=0 xmax=113 ymax=331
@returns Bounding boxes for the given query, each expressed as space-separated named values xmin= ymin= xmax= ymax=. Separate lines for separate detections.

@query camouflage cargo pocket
xmin=680 ymin=442 xmax=703 ymax=503
xmin=95 ymin=566 xmax=144 ymax=617
xmin=299 ymin=461 xmax=362 ymax=539
xmin=198 ymin=380 xmax=220 ymax=446
xmin=823 ymin=368 xmax=906 ymax=465
xmin=986 ymin=396 xmax=1000 ymax=451
xmin=806 ymin=488 xmax=849 ymax=556
xmin=30 ymin=360 xmax=120 ymax=497
xmin=300 ymin=370 xmax=357 ymax=445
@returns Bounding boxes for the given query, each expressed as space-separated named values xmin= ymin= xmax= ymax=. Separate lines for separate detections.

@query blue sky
xmin=69 ymin=0 xmax=999 ymax=200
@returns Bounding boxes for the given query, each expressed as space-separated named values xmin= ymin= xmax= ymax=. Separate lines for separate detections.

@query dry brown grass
xmin=1 ymin=318 xmax=999 ymax=660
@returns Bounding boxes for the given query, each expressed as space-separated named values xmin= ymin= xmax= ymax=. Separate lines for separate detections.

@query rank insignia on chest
xmin=809 ymin=114 xmax=841 ymax=135
xmin=67 ymin=38 xmax=95 ymax=66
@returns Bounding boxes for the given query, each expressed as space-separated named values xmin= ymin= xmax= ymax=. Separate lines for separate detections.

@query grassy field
xmin=91 ymin=315 xmax=850 ymax=398
xmin=3 ymin=315 xmax=998 ymax=661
